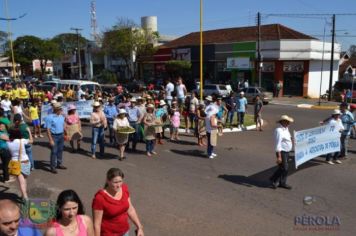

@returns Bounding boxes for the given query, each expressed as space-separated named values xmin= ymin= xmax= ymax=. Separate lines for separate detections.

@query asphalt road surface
xmin=1 ymin=104 xmax=355 ymax=236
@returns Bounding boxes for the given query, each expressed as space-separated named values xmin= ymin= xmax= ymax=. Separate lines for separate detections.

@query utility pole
xmin=71 ymin=27 xmax=83 ymax=79
xmin=328 ymin=14 xmax=336 ymax=101
xmin=257 ymin=12 xmax=262 ymax=88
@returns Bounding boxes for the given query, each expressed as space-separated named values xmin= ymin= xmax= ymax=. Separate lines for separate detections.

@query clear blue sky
xmin=1 ymin=0 xmax=356 ymax=50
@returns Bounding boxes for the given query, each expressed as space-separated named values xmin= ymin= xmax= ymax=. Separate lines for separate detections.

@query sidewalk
xmin=270 ymin=97 xmax=339 ymax=110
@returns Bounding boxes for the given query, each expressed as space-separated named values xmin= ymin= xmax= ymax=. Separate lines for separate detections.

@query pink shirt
xmin=170 ymin=111 xmax=180 ymax=128
xmin=54 ymin=215 xmax=87 ymax=236
xmin=66 ymin=114 xmax=80 ymax=125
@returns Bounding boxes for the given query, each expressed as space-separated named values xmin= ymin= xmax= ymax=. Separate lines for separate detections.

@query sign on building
xmin=171 ymin=48 xmax=191 ymax=61
xmin=262 ymin=62 xmax=275 ymax=72
xmin=283 ymin=62 xmax=304 ymax=72
xmin=226 ymin=57 xmax=251 ymax=69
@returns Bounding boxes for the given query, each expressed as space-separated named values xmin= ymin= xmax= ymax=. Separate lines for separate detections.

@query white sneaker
xmin=335 ymin=160 xmax=342 ymax=164
xmin=327 ymin=161 xmax=334 ymax=165
xmin=212 ymin=153 xmax=217 ymax=157
xmin=208 ymin=155 xmax=214 ymax=159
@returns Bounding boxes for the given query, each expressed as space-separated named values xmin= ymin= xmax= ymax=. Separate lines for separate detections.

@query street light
xmin=199 ymin=0 xmax=204 ymax=101
xmin=1 ymin=0 xmax=27 ymax=79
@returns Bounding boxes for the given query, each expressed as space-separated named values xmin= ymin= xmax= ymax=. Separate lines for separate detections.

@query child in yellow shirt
xmin=28 ymin=99 xmax=43 ymax=138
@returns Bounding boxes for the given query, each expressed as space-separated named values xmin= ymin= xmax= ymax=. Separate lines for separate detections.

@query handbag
xmin=8 ymin=139 xmax=22 ymax=176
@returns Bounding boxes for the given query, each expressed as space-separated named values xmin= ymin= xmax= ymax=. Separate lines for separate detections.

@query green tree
xmin=165 ymin=60 xmax=192 ymax=79
xmin=102 ymin=18 xmax=159 ymax=79
xmin=10 ymin=35 xmax=62 ymax=77
xmin=51 ymin=33 xmax=87 ymax=55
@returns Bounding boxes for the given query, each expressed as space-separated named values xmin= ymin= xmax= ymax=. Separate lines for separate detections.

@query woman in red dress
xmin=92 ymin=168 xmax=144 ymax=236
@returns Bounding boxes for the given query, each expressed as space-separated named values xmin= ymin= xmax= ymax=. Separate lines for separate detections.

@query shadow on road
xmin=218 ymin=159 xmax=323 ymax=188
xmin=34 ymin=160 xmax=54 ymax=173
xmin=169 ymin=139 xmax=197 ymax=145
xmin=170 ymin=149 xmax=207 ymax=158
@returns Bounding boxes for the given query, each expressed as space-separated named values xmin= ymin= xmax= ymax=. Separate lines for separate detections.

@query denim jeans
xmin=146 ymin=140 xmax=155 ymax=152
xmin=326 ymin=151 xmax=340 ymax=161
xmin=270 ymin=151 xmax=289 ymax=186
xmin=238 ymin=112 xmax=245 ymax=126
xmin=166 ymin=99 xmax=172 ymax=107
xmin=129 ymin=122 xmax=139 ymax=149
xmin=4 ymin=110 xmax=11 ymax=120
xmin=50 ymin=134 xmax=64 ymax=168
xmin=91 ymin=127 xmax=105 ymax=155
xmin=340 ymin=135 xmax=350 ymax=157
xmin=227 ymin=111 xmax=235 ymax=125
xmin=107 ymin=118 xmax=116 ymax=144
xmin=25 ymin=144 xmax=34 ymax=169
xmin=207 ymin=132 xmax=214 ymax=156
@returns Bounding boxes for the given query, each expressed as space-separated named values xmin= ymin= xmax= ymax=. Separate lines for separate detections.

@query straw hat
xmin=118 ymin=109 xmax=127 ymax=115
xmin=92 ymin=101 xmax=101 ymax=107
xmin=205 ymin=96 xmax=213 ymax=102
xmin=332 ymin=109 xmax=341 ymax=115
xmin=159 ymin=100 xmax=166 ymax=106
xmin=278 ymin=115 xmax=294 ymax=123
xmin=53 ymin=102 xmax=62 ymax=110
xmin=240 ymin=91 xmax=245 ymax=95
xmin=147 ymin=104 xmax=154 ymax=109
xmin=130 ymin=97 xmax=137 ymax=103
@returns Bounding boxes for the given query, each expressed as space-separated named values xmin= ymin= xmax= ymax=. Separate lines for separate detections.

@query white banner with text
xmin=294 ymin=124 xmax=341 ymax=168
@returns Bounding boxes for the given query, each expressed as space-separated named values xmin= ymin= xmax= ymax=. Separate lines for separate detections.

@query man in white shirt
xmin=270 ymin=115 xmax=294 ymax=190
xmin=165 ymin=78 xmax=174 ymax=106
xmin=0 ymin=95 xmax=12 ymax=119
xmin=176 ymin=77 xmax=187 ymax=107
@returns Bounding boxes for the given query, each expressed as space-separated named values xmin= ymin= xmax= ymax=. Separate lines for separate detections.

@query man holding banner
xmin=270 ymin=115 xmax=294 ymax=190
xmin=323 ymin=110 xmax=344 ymax=164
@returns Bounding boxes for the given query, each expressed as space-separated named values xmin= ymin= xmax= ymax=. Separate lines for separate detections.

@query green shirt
xmin=0 ymin=117 xmax=11 ymax=126
xmin=19 ymin=123 xmax=30 ymax=139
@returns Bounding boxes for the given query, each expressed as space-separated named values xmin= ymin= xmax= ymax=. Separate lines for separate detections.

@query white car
xmin=194 ymin=84 xmax=231 ymax=98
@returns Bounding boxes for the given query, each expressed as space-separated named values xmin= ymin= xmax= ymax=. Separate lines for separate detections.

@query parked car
xmin=242 ymin=87 xmax=273 ymax=104
xmin=194 ymin=84 xmax=230 ymax=98
xmin=42 ymin=80 xmax=101 ymax=94
xmin=0 ymin=76 xmax=13 ymax=84
xmin=23 ymin=76 xmax=39 ymax=83
xmin=333 ymin=80 xmax=356 ymax=102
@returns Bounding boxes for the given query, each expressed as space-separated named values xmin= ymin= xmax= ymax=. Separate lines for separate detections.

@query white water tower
xmin=141 ymin=16 xmax=158 ymax=32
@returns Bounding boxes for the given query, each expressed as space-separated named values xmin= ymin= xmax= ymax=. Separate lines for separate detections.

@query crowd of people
xmin=0 ymin=77 xmax=354 ymax=234
xmin=0 ymin=168 xmax=144 ymax=236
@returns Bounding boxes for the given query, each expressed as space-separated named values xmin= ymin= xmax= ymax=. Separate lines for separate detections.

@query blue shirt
xmin=155 ymin=108 xmax=166 ymax=118
xmin=104 ymin=104 xmax=118 ymax=120
xmin=126 ymin=106 xmax=140 ymax=122
xmin=236 ymin=97 xmax=248 ymax=112
xmin=340 ymin=110 xmax=354 ymax=136
xmin=217 ymin=105 xmax=224 ymax=119
xmin=45 ymin=114 xmax=65 ymax=134
xmin=18 ymin=226 xmax=42 ymax=236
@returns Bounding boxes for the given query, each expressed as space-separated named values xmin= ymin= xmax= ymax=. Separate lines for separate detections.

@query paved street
xmin=1 ymin=104 xmax=355 ymax=236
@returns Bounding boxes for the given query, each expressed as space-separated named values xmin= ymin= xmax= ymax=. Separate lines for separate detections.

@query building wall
xmin=308 ymin=60 xmax=339 ymax=98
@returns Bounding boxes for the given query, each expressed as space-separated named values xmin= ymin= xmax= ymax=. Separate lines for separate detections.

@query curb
xmin=296 ymin=104 xmax=338 ymax=110
xmin=272 ymin=102 xmax=338 ymax=110
xmin=310 ymin=105 xmax=338 ymax=110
